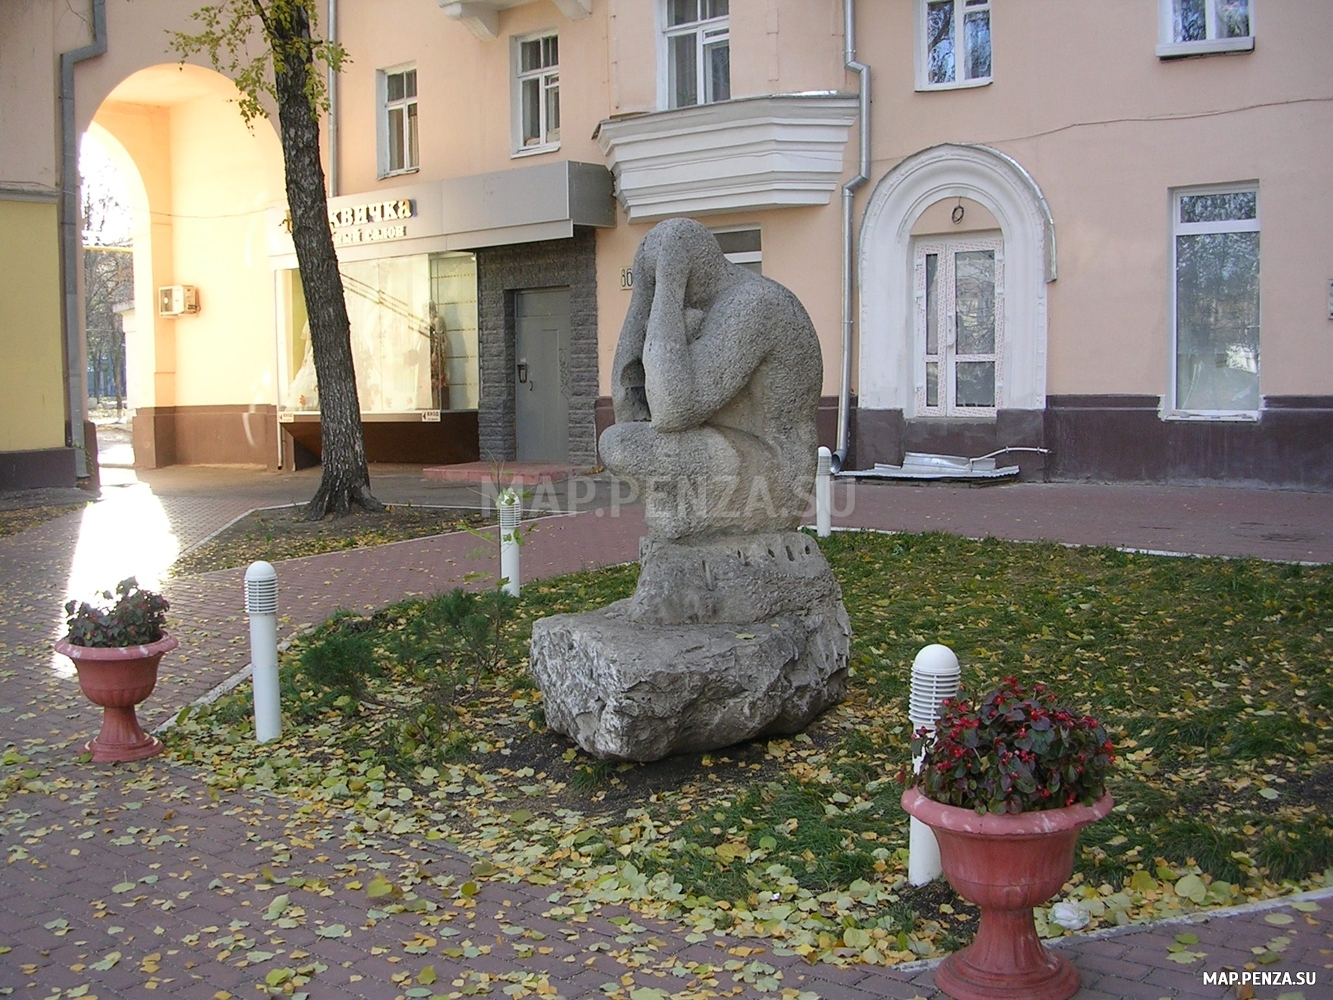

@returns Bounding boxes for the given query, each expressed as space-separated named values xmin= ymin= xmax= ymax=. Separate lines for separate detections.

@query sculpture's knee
xmin=598 ymin=421 xmax=654 ymax=478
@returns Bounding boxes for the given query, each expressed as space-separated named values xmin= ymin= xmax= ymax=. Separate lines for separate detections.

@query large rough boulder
xmin=530 ymin=531 xmax=849 ymax=761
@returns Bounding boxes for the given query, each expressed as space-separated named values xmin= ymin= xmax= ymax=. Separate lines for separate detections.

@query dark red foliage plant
xmin=910 ymin=677 xmax=1115 ymax=814
xmin=63 ymin=577 xmax=170 ymax=648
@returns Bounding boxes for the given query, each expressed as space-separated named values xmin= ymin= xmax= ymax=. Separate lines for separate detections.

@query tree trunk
xmin=112 ymin=328 xmax=124 ymax=415
xmin=269 ymin=5 xmax=382 ymax=518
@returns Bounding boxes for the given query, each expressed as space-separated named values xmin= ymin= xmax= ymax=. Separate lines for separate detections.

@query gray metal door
xmin=514 ymin=287 xmax=571 ymax=462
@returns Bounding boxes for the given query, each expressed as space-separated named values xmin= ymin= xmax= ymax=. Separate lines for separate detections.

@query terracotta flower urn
xmin=901 ymin=787 xmax=1114 ymax=1000
xmin=55 ymin=634 xmax=177 ymax=763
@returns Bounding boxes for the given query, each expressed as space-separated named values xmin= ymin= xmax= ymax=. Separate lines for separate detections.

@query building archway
xmin=858 ymin=143 xmax=1056 ymax=418
xmin=89 ymin=63 xmax=286 ymax=468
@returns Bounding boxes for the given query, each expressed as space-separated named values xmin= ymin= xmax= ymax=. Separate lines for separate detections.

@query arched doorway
xmin=856 ymin=143 xmax=1056 ymax=469
xmin=80 ymin=125 xmax=139 ymax=470
xmin=88 ymin=63 xmax=286 ymax=468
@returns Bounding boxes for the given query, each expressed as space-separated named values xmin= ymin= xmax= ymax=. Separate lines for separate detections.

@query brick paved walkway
xmin=1 ymin=467 xmax=1330 ymax=998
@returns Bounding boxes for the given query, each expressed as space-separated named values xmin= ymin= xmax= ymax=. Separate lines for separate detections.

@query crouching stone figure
xmin=529 ymin=219 xmax=848 ymax=761
xmin=598 ymin=217 xmax=823 ymax=540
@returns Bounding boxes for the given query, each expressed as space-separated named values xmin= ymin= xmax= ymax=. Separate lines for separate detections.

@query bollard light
xmin=498 ymin=489 xmax=521 ymax=597
xmin=816 ymin=446 xmax=832 ymax=538
xmin=908 ymin=643 xmax=960 ymax=885
xmin=909 ymin=643 xmax=961 ymax=731
xmin=244 ymin=561 xmax=281 ymax=743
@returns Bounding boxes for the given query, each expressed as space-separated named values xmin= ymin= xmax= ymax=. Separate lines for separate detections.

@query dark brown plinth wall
xmin=133 ymin=405 xmax=280 ymax=469
xmin=131 ymin=406 xmax=480 ymax=470
xmin=849 ymin=395 xmax=1333 ymax=488
xmin=0 ymin=446 xmax=78 ymax=489
xmin=1044 ymin=395 xmax=1333 ymax=489
xmin=281 ymin=413 xmax=480 ymax=470
xmin=128 ymin=395 xmax=1329 ymax=488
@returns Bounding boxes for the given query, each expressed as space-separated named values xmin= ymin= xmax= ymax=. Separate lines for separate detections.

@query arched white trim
xmin=858 ymin=143 xmax=1055 ymax=413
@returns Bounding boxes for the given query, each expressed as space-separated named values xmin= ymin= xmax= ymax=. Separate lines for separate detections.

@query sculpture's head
xmin=635 ymin=218 xmax=734 ymax=305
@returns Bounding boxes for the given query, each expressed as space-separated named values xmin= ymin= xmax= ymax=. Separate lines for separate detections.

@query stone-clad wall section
xmin=476 ymin=228 xmax=599 ymax=467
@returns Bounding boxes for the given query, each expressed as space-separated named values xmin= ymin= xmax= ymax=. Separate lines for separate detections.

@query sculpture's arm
xmin=610 ymin=245 xmax=655 ymax=423
xmin=643 ymin=263 xmax=769 ymax=433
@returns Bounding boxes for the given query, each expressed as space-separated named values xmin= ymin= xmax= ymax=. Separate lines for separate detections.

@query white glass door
xmin=915 ymin=236 xmax=1003 ymax=416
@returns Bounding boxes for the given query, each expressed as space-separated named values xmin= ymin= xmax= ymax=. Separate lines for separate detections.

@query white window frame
xmin=913 ymin=234 xmax=1004 ymax=418
xmin=915 ymin=0 xmax=992 ymax=92
xmin=511 ymin=31 xmax=560 ymax=157
xmin=1167 ymin=183 xmax=1261 ymax=420
xmin=659 ymin=0 xmax=730 ymax=110
xmin=377 ymin=65 xmax=419 ymax=178
xmin=711 ymin=225 xmax=761 ymax=274
xmin=1157 ymin=0 xmax=1254 ymax=59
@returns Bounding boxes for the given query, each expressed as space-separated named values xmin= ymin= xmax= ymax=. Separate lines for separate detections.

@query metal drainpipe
xmin=328 ymin=0 xmax=339 ymax=197
xmin=59 ymin=0 xmax=108 ymax=480
xmin=833 ymin=0 xmax=869 ymax=473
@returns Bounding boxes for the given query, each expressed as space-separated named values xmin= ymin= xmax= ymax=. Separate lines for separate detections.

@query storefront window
xmin=278 ymin=252 xmax=478 ymax=413
xmin=429 ymin=253 xmax=480 ymax=410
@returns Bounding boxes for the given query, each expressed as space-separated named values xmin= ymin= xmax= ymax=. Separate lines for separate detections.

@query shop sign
xmin=276 ymin=198 xmax=417 ymax=246
xmin=333 ymin=224 xmax=409 ymax=247
xmin=328 ymin=199 xmax=415 ymax=230
xmin=324 ymin=199 xmax=416 ymax=246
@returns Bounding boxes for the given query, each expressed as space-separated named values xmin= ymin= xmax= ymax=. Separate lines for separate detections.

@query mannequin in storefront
xmin=599 ymin=218 xmax=822 ymax=541
xmin=289 ymin=322 xmax=319 ymax=409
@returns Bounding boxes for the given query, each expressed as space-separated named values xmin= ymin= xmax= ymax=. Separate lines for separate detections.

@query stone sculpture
xmin=529 ymin=219 xmax=849 ymax=761
xmin=598 ymin=218 xmax=822 ymax=540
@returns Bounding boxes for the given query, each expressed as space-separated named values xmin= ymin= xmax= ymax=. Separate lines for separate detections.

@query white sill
xmin=377 ymin=166 xmax=420 ymax=180
xmin=511 ymin=142 xmax=561 ymax=159
xmin=1157 ymin=36 xmax=1254 ymax=59
xmin=1163 ymin=409 xmax=1260 ymax=422
xmin=660 ymin=98 xmax=731 ymax=112
xmin=915 ymin=410 xmax=998 ymax=421
xmin=915 ymin=77 xmax=992 ymax=94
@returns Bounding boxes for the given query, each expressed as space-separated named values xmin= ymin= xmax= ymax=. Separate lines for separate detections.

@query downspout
xmin=833 ymin=0 xmax=869 ymax=472
xmin=327 ymin=0 xmax=339 ymax=197
xmin=59 ymin=0 xmax=107 ymax=479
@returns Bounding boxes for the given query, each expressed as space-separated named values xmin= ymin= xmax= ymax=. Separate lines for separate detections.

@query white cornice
xmin=595 ymin=94 xmax=860 ymax=221
xmin=439 ymin=0 xmax=590 ymax=42
xmin=551 ymin=0 xmax=592 ymax=18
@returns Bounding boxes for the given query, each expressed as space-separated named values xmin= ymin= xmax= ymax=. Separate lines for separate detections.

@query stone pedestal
xmin=530 ymin=531 xmax=849 ymax=761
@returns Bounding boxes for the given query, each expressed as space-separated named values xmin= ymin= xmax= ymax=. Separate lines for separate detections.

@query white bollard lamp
xmin=244 ymin=560 xmax=282 ymax=743
xmin=908 ymin=642 xmax=960 ymax=886
xmin=815 ymin=446 xmax=833 ymax=538
xmin=498 ymin=488 xmax=521 ymax=597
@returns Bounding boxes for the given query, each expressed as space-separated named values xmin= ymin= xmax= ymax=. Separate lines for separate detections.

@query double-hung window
xmin=1158 ymin=0 xmax=1253 ymax=58
xmin=380 ymin=67 xmax=419 ymax=176
xmin=514 ymin=33 xmax=560 ymax=153
xmin=917 ymin=0 xmax=991 ymax=91
xmin=664 ymin=0 xmax=729 ymax=109
xmin=1171 ymin=187 xmax=1260 ymax=416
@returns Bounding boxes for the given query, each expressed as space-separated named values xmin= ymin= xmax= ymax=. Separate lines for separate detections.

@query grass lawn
xmin=170 ymin=504 xmax=501 ymax=576
xmin=166 ymin=530 xmax=1333 ymax=966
